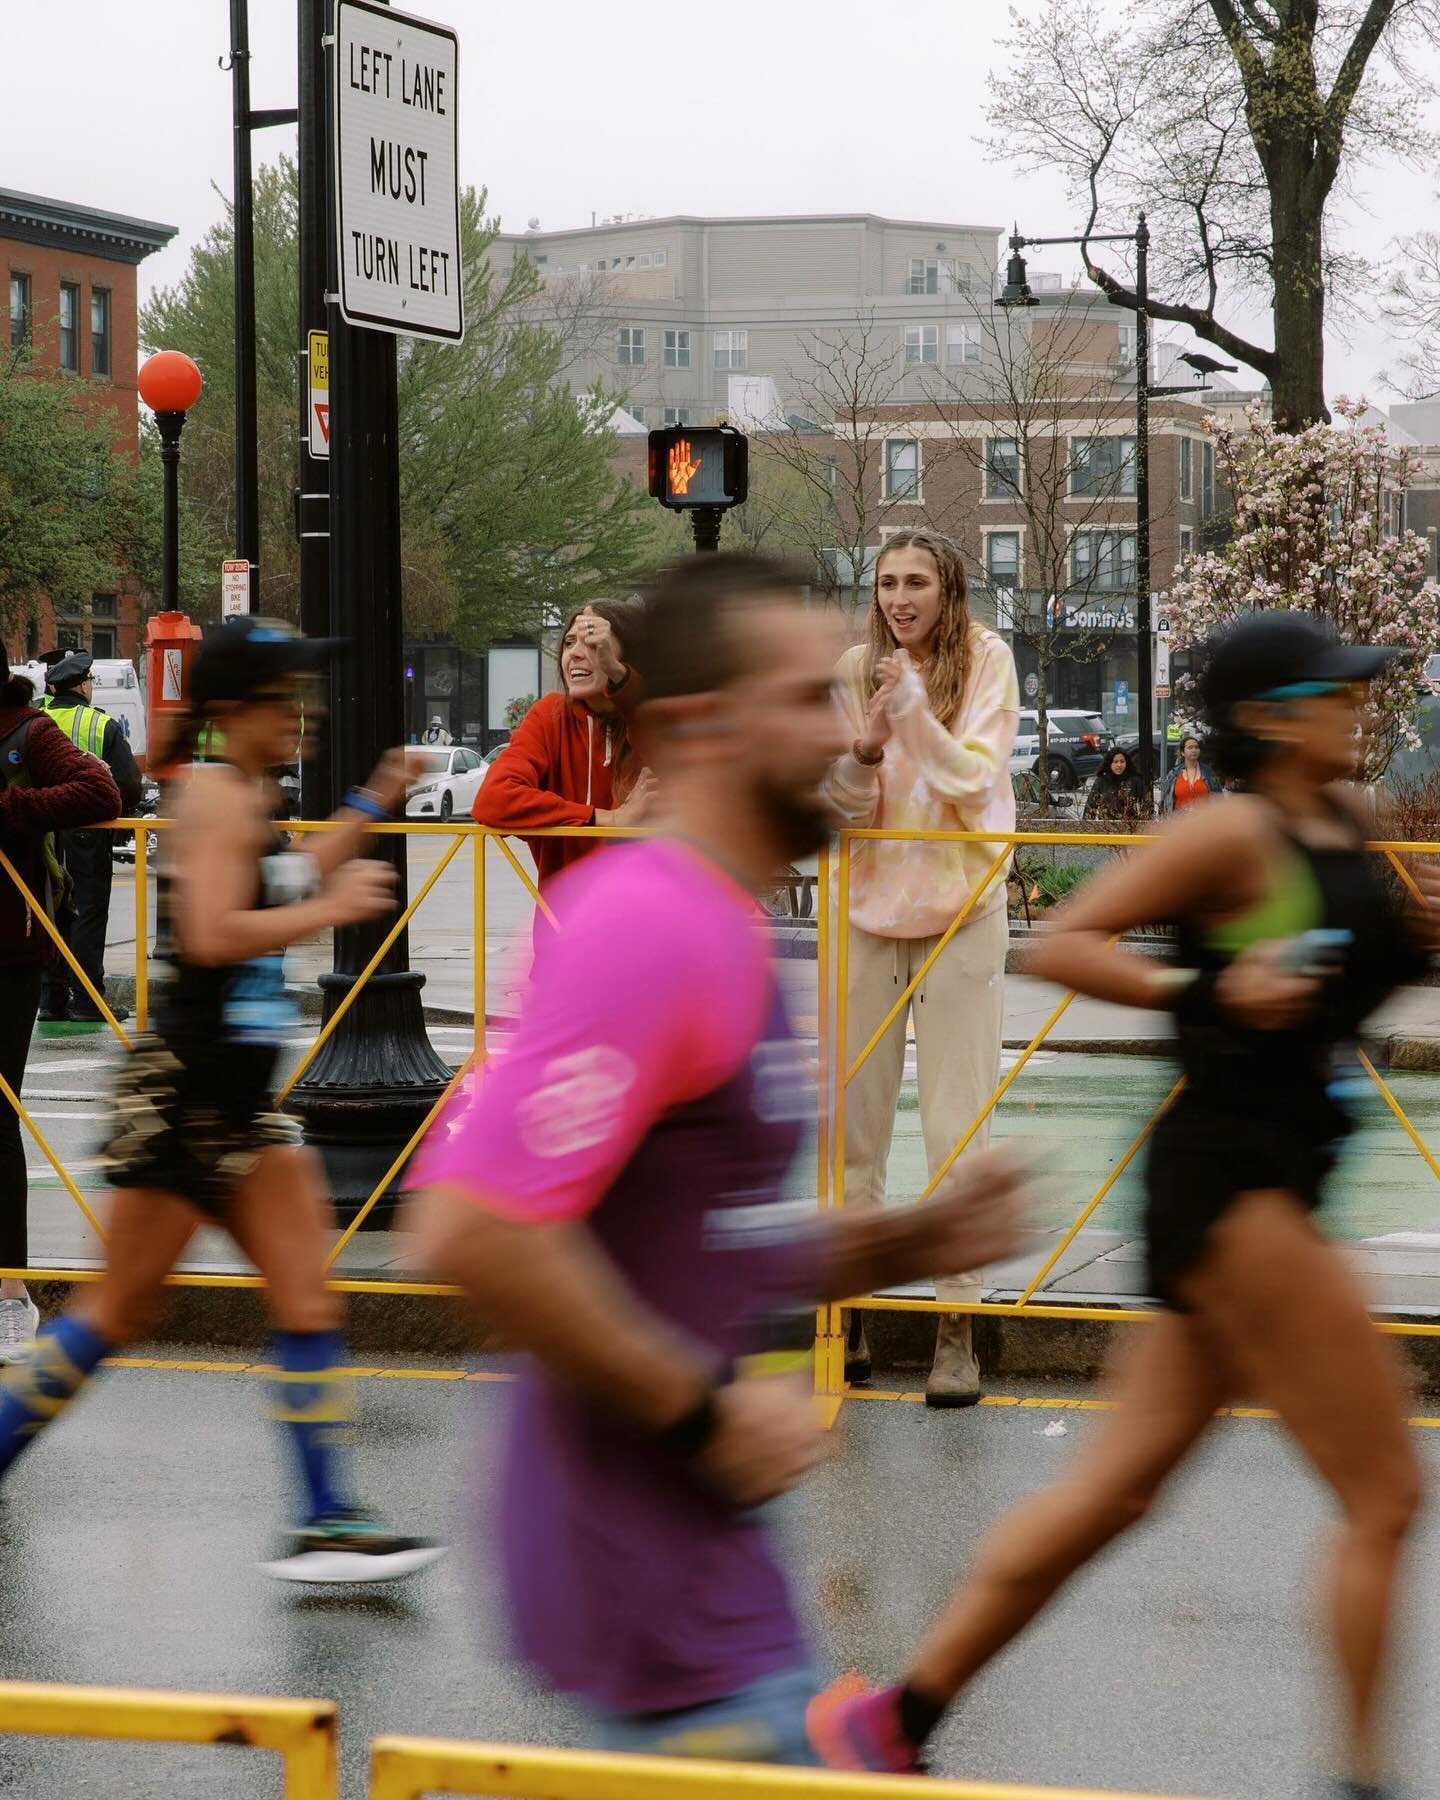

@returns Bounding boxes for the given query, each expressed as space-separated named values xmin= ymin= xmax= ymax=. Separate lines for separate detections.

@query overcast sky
xmin=3 ymin=0 xmax=1433 ymax=404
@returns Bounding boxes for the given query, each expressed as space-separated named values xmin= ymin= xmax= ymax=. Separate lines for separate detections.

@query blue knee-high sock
xmin=0 ymin=1314 xmax=113 ymax=1479
xmin=267 ymin=1330 xmax=356 ymax=1525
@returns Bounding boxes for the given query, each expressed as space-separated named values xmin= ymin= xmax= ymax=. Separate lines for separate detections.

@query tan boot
xmin=925 ymin=1314 xmax=981 ymax=1408
xmin=844 ymin=1310 xmax=872 ymax=1387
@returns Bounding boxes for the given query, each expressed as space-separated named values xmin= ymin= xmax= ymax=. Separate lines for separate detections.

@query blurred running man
xmin=0 ymin=618 xmax=445 ymax=1583
xmin=410 ymin=553 xmax=1022 ymax=1764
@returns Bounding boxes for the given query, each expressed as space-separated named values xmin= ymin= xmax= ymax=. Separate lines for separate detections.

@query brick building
xmin=2 ymin=187 xmax=176 ymax=662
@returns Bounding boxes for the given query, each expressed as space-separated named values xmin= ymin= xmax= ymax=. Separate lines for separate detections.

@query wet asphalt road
xmin=3 ymin=1358 xmax=1440 ymax=1798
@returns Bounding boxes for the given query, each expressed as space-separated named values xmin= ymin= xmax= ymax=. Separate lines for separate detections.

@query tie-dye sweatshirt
xmin=826 ymin=631 xmax=1019 ymax=939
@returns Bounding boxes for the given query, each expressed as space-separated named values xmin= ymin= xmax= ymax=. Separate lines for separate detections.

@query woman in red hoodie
xmin=473 ymin=601 xmax=655 ymax=889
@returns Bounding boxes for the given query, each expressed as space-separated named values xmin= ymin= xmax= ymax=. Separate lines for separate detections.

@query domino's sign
xmin=334 ymin=0 xmax=464 ymax=341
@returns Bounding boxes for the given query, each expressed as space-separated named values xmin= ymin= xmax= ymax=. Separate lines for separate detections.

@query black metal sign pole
xmin=295 ymin=0 xmax=332 ymax=815
xmin=287 ymin=0 xmax=450 ymax=1226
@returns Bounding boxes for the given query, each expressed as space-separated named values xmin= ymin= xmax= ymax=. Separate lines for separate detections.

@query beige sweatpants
xmin=842 ymin=904 xmax=1007 ymax=1304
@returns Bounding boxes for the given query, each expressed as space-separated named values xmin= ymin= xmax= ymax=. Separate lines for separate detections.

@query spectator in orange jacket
xmin=473 ymin=602 xmax=655 ymax=890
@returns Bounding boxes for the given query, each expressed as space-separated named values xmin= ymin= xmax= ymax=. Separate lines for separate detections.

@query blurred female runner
xmin=0 ymin=618 xmax=445 ymax=1583
xmin=810 ymin=612 xmax=1439 ymax=1799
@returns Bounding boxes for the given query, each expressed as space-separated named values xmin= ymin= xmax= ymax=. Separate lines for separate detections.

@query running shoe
xmin=806 ymin=1675 xmax=925 ymax=1773
xmin=259 ymin=1510 xmax=447 ymax=1583
xmin=0 ymin=1295 xmax=40 ymax=1366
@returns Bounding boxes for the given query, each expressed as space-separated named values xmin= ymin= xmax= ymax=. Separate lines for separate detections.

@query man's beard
xmin=757 ymin=774 xmax=837 ymax=861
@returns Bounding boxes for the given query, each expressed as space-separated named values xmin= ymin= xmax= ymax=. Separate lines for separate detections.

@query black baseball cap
xmin=191 ymin=616 xmax=339 ymax=707
xmin=1200 ymin=611 xmax=1401 ymax=720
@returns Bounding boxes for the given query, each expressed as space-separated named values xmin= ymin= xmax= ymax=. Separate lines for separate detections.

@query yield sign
xmin=314 ymin=401 xmax=330 ymax=446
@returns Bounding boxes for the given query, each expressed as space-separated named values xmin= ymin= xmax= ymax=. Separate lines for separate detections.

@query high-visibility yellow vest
xmin=40 ymin=696 xmax=107 ymax=759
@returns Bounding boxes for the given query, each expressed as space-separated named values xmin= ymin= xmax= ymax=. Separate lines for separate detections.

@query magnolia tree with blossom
xmin=1168 ymin=399 xmax=1440 ymax=779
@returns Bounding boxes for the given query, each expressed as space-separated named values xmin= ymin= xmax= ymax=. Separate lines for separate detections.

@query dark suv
xmin=1010 ymin=709 xmax=1112 ymax=791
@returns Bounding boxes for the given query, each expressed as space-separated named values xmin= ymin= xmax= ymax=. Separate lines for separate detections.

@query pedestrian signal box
xmin=647 ymin=425 xmax=748 ymax=511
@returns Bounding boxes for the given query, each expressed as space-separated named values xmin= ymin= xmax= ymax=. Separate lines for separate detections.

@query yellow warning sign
xmin=308 ymin=330 xmax=329 ymax=459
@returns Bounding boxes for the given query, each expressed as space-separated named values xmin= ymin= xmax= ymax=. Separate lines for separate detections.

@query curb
xmin=34 ymin=1277 xmax=1440 ymax=1395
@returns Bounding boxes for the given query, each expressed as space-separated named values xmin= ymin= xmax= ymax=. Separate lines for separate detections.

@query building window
xmin=1178 ymin=437 xmax=1193 ymax=502
xmin=904 ymin=324 xmax=938 ymax=365
xmin=985 ymin=437 xmax=1022 ymax=499
xmin=1201 ymin=440 xmax=1215 ymax=517
xmin=883 ymin=438 xmax=921 ymax=502
xmin=1071 ymin=435 xmax=1136 ymax=498
xmin=663 ymin=329 xmax=690 ymax=369
xmin=945 ymin=323 xmax=980 ymax=366
xmin=91 ymin=625 xmax=118 ymax=658
xmin=1071 ymin=530 xmax=1136 ymax=590
xmin=1178 ymin=527 xmax=1194 ymax=561
xmin=627 ymin=403 xmax=646 ymax=425
xmin=91 ymin=592 xmax=117 ymax=618
xmin=662 ymin=405 xmax=692 ymax=426
xmin=616 ymin=327 xmax=645 ymax=366
xmin=1117 ymin=323 xmax=1137 ymax=369
xmin=985 ymin=531 xmax=1022 ymax=629
xmin=90 ymin=288 xmax=111 ymax=378
xmin=9 ymin=272 xmax=30 ymax=347
xmin=59 ymin=282 xmax=80 ymax=372
xmin=654 ymin=249 xmax=667 ymax=267
xmin=713 ymin=329 xmax=748 ymax=370
xmin=907 ymin=257 xmax=962 ymax=295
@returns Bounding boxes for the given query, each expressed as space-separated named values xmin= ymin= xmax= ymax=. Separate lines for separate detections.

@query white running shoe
xmin=0 ymin=1295 xmax=40 ymax=1365
xmin=259 ymin=1511 xmax=448 ymax=1584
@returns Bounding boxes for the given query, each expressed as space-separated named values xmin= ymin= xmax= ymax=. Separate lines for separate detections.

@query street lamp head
xmin=997 ymin=246 xmax=1037 ymax=308
xmin=138 ymin=350 xmax=204 ymax=415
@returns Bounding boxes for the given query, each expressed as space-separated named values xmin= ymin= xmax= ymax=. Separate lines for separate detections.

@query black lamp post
xmin=999 ymin=215 xmax=1160 ymax=799
xmin=137 ymin=352 xmax=205 ymax=612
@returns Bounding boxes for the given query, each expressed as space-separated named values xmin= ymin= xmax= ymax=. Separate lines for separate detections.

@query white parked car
xmin=405 ymin=745 xmax=488 ymax=819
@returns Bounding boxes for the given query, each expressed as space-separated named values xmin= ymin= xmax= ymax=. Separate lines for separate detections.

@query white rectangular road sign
xmin=308 ymin=329 xmax=330 ymax=459
xmin=334 ymin=0 xmax=463 ymax=342
xmin=221 ymin=559 xmax=251 ymax=618
xmin=161 ymin=648 xmax=184 ymax=703
xmin=1155 ymin=634 xmax=1172 ymax=699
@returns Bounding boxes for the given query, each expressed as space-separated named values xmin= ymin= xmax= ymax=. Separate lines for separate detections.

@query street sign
xmin=161 ymin=648 xmax=184 ymax=703
xmin=333 ymin=0 xmax=463 ymax=341
xmin=221 ymin=559 xmax=251 ymax=618
xmin=308 ymin=329 xmax=330 ymax=459
xmin=1155 ymin=635 xmax=1172 ymax=699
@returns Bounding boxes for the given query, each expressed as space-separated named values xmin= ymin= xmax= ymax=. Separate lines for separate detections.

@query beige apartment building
xmin=492 ymin=212 xmax=1009 ymax=426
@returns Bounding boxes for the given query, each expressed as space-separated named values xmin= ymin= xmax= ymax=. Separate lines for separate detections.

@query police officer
xmin=37 ymin=651 xmax=142 ymax=1022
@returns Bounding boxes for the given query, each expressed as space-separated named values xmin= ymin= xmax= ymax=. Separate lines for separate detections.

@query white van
xmin=89 ymin=659 xmax=147 ymax=764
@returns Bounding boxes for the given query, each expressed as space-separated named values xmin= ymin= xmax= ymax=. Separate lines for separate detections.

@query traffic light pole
xmin=690 ymin=508 xmax=723 ymax=553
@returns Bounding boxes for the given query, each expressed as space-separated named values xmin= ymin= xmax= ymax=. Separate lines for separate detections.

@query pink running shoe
xmin=806 ymin=1674 xmax=925 ymax=1774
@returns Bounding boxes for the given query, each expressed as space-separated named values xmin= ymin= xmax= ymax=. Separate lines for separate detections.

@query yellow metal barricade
xmin=826 ymin=824 xmax=1440 ymax=1397
xmin=367 ymin=1736 xmax=1198 ymax=1800
xmin=0 ymin=1679 xmax=336 ymax=1799
xmin=7 ymin=814 xmax=1440 ymax=1360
